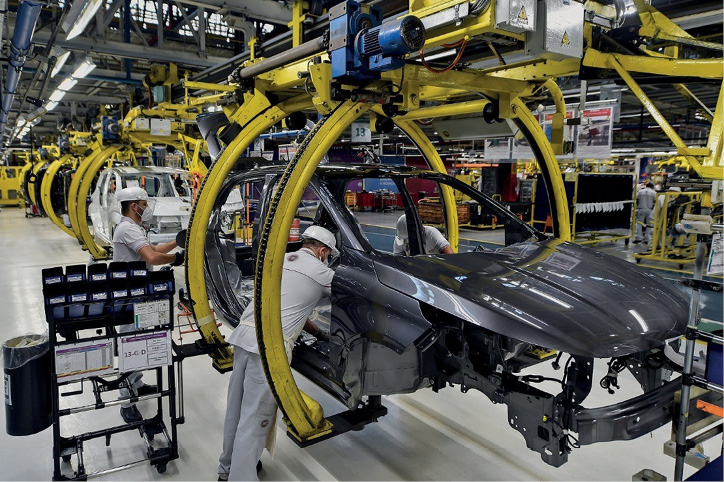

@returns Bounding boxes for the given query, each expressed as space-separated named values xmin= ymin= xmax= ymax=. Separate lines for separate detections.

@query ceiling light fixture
xmin=57 ymin=77 xmax=78 ymax=91
xmin=51 ymin=50 xmax=71 ymax=77
xmin=46 ymin=101 xmax=59 ymax=111
xmin=49 ymin=90 xmax=67 ymax=102
xmin=71 ymin=59 xmax=96 ymax=79
xmin=62 ymin=0 xmax=105 ymax=41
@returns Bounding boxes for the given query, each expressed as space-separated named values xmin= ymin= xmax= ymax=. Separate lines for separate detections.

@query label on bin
xmin=4 ymin=373 xmax=10 ymax=406
xmin=118 ymin=331 xmax=172 ymax=372
xmin=44 ymin=276 xmax=62 ymax=285
xmin=130 ymin=288 xmax=146 ymax=297
xmin=66 ymin=274 xmax=83 ymax=283
xmin=48 ymin=296 xmax=66 ymax=305
xmin=91 ymin=273 xmax=107 ymax=281
xmin=151 ymin=283 xmax=169 ymax=292
xmin=71 ymin=294 xmax=88 ymax=302
xmin=111 ymin=272 xmax=127 ymax=279
xmin=55 ymin=339 xmax=115 ymax=381
xmin=112 ymin=290 xmax=128 ymax=298
xmin=131 ymin=270 xmax=147 ymax=277
xmin=133 ymin=299 xmax=170 ymax=329
xmin=92 ymin=292 xmax=108 ymax=301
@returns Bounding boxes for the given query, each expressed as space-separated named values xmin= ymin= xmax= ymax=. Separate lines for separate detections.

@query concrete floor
xmin=1 ymin=206 xmax=721 ymax=481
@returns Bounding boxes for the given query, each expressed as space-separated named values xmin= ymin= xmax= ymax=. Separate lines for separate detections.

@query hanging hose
xmin=419 ymin=38 xmax=468 ymax=74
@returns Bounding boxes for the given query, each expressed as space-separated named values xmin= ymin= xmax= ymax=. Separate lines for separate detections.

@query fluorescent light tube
xmin=71 ymin=59 xmax=96 ymax=79
xmin=51 ymin=50 xmax=71 ymax=77
xmin=57 ymin=78 xmax=78 ymax=91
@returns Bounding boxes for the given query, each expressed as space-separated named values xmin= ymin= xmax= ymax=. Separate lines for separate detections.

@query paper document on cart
xmin=133 ymin=299 xmax=170 ymax=329
xmin=118 ymin=332 xmax=172 ymax=372
xmin=55 ymin=339 xmax=115 ymax=381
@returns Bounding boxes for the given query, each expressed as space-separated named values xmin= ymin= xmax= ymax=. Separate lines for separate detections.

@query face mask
xmin=135 ymin=202 xmax=154 ymax=223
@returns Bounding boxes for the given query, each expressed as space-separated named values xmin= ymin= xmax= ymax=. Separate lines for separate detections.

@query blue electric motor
xmin=101 ymin=116 xmax=120 ymax=142
xmin=328 ymin=0 xmax=425 ymax=82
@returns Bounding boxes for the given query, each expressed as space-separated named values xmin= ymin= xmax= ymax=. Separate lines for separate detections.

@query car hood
xmin=373 ymin=239 xmax=688 ymax=357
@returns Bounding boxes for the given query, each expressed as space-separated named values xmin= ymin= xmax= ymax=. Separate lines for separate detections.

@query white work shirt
xmin=636 ymin=187 xmax=656 ymax=211
xmin=393 ymin=226 xmax=450 ymax=256
xmin=112 ymin=216 xmax=151 ymax=267
xmin=227 ymin=248 xmax=334 ymax=355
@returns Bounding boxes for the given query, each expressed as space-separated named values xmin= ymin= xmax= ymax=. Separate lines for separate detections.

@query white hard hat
xmin=396 ymin=214 xmax=408 ymax=240
xmin=302 ymin=225 xmax=339 ymax=258
xmin=117 ymin=186 xmax=149 ymax=203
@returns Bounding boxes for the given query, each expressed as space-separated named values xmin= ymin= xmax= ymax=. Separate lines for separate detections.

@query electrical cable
xmin=419 ymin=38 xmax=468 ymax=74
xmin=600 ymin=356 xmax=628 ymax=394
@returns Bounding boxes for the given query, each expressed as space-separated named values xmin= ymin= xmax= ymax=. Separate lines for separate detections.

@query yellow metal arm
xmin=184 ymin=94 xmax=314 ymax=371
xmin=255 ymin=100 xmax=370 ymax=442
xmin=41 ymin=155 xmax=76 ymax=238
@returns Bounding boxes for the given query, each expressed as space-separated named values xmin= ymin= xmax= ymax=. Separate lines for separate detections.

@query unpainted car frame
xmin=89 ymin=166 xmax=193 ymax=246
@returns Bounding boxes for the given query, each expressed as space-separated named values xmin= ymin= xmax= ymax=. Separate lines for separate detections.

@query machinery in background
xmin=0 ymin=149 xmax=31 ymax=207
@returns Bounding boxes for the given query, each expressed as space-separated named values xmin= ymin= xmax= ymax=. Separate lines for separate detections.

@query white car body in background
xmin=89 ymin=166 xmax=192 ymax=246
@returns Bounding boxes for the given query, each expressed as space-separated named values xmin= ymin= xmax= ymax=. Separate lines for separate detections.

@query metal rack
xmin=673 ymin=223 xmax=724 ymax=481
xmin=44 ymin=265 xmax=181 ymax=480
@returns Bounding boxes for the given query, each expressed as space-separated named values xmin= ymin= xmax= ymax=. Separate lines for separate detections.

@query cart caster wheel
xmin=625 ymin=239 xmax=630 ymax=246
xmin=156 ymin=464 xmax=167 ymax=474
xmin=679 ymin=264 xmax=684 ymax=270
xmin=62 ymin=455 xmax=72 ymax=462
xmin=635 ymin=258 xmax=641 ymax=264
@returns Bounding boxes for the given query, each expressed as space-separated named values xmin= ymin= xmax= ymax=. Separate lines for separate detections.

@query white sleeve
xmin=425 ymin=227 xmax=450 ymax=253
xmin=118 ymin=224 xmax=150 ymax=253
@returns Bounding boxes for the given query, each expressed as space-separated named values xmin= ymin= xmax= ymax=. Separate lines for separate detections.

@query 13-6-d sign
xmin=351 ymin=122 xmax=371 ymax=143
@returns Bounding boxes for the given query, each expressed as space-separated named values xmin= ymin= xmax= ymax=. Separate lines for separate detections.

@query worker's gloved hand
xmin=170 ymin=250 xmax=185 ymax=266
xmin=315 ymin=327 xmax=330 ymax=342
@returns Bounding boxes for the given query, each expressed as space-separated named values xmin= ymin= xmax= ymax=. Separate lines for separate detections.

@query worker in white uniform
xmin=393 ymin=214 xmax=454 ymax=256
xmin=218 ymin=225 xmax=337 ymax=482
xmin=633 ymin=182 xmax=656 ymax=245
xmin=113 ymin=187 xmax=184 ymax=423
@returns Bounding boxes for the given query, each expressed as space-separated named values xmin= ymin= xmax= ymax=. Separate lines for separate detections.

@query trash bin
xmin=3 ymin=334 xmax=52 ymax=436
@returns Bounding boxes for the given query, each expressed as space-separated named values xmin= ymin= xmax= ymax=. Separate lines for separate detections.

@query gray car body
xmin=201 ymin=162 xmax=689 ymax=467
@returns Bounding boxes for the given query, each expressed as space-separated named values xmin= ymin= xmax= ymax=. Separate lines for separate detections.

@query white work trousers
xmin=118 ymin=322 xmax=144 ymax=408
xmin=635 ymin=208 xmax=652 ymax=243
xmin=219 ymin=348 xmax=277 ymax=481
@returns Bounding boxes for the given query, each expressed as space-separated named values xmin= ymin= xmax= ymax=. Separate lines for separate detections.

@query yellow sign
xmin=518 ymin=6 xmax=528 ymax=22
xmin=562 ymin=31 xmax=570 ymax=45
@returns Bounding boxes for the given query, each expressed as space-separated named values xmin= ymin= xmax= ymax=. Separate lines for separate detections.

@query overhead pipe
xmin=0 ymin=0 xmax=43 ymax=143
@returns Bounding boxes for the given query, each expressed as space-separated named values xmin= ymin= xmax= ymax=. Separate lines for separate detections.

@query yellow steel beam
xmin=67 ymin=146 xmax=118 ymax=250
xmin=704 ymin=83 xmax=724 ymax=178
xmin=484 ymin=58 xmax=582 ymax=82
xmin=27 ymin=161 xmax=45 ymax=210
xmin=633 ymin=0 xmax=723 ymax=51
xmin=395 ymin=98 xmax=490 ymax=121
xmin=674 ymin=84 xmax=714 ymax=122
xmin=543 ymin=79 xmax=566 ymax=156
xmin=41 ymin=155 xmax=76 ymax=238
xmin=72 ymin=146 xmax=124 ymax=259
xmin=382 ymin=65 xmax=532 ymax=97
xmin=255 ymin=100 xmax=370 ymax=442
xmin=511 ymin=98 xmax=571 ymax=240
xmin=183 ymin=80 xmax=237 ymax=92
xmin=184 ymin=94 xmax=314 ymax=372
xmin=583 ymin=49 xmax=724 ymax=79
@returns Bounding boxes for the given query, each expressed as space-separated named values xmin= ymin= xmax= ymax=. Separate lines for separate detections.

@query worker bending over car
xmin=218 ymin=225 xmax=337 ymax=481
